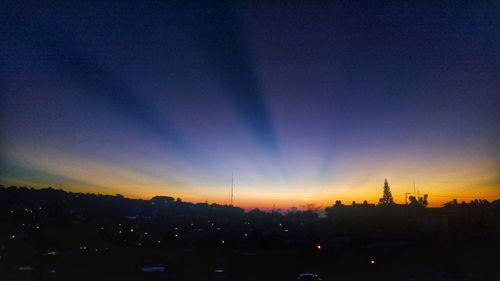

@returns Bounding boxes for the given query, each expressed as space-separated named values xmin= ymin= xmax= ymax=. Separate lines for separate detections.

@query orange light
xmin=316 ymin=245 xmax=322 ymax=250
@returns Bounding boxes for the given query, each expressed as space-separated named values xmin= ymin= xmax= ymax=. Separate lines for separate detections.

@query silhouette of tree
xmin=378 ymin=179 xmax=395 ymax=205
xmin=300 ymin=203 xmax=323 ymax=212
xmin=419 ymin=194 xmax=428 ymax=206
xmin=444 ymin=198 xmax=458 ymax=207
xmin=408 ymin=194 xmax=428 ymax=207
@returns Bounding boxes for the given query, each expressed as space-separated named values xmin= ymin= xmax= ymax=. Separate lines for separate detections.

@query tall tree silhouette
xmin=379 ymin=179 xmax=395 ymax=205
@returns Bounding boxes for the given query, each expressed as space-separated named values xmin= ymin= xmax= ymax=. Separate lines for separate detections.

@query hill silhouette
xmin=0 ymin=186 xmax=499 ymax=281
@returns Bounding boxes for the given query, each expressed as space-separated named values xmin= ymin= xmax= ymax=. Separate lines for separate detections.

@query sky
xmin=1 ymin=1 xmax=499 ymax=209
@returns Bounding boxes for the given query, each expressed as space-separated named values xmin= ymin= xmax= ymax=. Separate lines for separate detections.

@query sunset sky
xmin=1 ymin=1 xmax=499 ymax=209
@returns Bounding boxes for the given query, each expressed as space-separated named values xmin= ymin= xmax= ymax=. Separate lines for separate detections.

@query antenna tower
xmin=231 ymin=173 xmax=234 ymax=206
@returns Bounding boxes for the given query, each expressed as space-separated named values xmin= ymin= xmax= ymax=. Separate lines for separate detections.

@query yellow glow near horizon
xmin=2 ymin=140 xmax=499 ymax=210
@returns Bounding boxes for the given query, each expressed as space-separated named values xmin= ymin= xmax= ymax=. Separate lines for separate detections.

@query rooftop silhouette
xmin=0 ymin=185 xmax=499 ymax=280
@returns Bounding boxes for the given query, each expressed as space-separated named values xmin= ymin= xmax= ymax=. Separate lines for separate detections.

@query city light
xmin=0 ymin=2 xmax=498 ymax=278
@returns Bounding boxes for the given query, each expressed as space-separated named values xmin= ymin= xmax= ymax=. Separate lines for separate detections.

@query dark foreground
xmin=1 ymin=187 xmax=499 ymax=281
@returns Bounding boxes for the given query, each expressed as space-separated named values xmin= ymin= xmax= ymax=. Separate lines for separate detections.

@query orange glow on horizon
xmin=1 ymin=179 xmax=498 ymax=211
xmin=31 ymin=182 xmax=498 ymax=211
xmin=2 ymin=136 xmax=499 ymax=211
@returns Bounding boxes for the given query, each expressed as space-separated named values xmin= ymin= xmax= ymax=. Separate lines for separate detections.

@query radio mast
xmin=231 ymin=173 xmax=234 ymax=206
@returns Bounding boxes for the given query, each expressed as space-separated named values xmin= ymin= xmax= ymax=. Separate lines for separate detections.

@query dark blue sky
xmin=1 ymin=1 xmax=499 ymax=207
